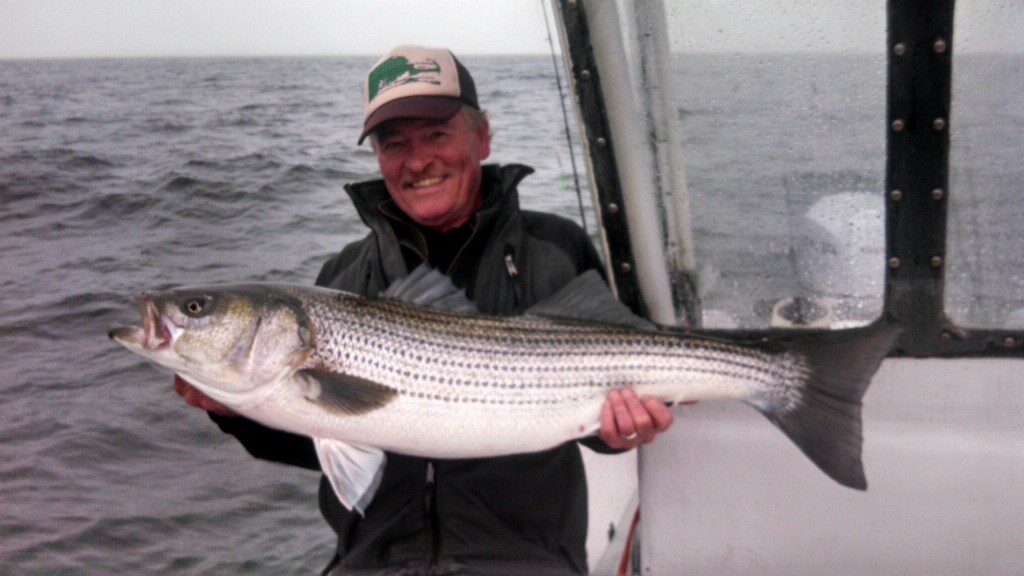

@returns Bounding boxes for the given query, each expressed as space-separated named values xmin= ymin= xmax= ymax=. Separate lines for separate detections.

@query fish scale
xmin=304 ymin=292 xmax=799 ymax=410
xmin=110 ymin=266 xmax=899 ymax=508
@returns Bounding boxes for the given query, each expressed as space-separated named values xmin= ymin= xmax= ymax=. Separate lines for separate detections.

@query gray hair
xmin=463 ymin=107 xmax=492 ymax=140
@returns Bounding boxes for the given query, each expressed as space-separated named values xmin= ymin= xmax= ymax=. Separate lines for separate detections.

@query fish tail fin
xmin=754 ymin=322 xmax=900 ymax=490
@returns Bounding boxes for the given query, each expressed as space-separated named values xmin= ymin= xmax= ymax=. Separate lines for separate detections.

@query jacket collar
xmin=342 ymin=163 xmax=535 ymax=280
xmin=343 ymin=163 xmax=534 ymax=228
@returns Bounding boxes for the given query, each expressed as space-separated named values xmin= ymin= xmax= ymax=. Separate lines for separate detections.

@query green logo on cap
xmin=368 ymin=57 xmax=442 ymax=103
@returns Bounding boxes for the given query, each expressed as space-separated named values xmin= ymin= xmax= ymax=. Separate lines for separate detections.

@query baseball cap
xmin=358 ymin=45 xmax=480 ymax=144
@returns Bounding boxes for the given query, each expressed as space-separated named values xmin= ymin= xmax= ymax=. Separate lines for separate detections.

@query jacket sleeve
xmin=521 ymin=211 xmax=627 ymax=455
xmin=520 ymin=210 xmax=605 ymax=278
xmin=577 ymin=232 xmax=630 ymax=455
xmin=577 ymin=229 xmax=628 ymax=455
xmin=209 ymin=413 xmax=321 ymax=470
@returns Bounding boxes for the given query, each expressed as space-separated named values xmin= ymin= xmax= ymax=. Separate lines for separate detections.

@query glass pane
xmin=946 ymin=2 xmax=1024 ymax=329
xmin=660 ymin=1 xmax=887 ymax=329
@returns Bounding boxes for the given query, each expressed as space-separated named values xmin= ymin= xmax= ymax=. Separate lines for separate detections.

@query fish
xmin=109 ymin=266 xmax=899 ymax=512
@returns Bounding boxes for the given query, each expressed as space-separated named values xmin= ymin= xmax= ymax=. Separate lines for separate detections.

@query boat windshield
xmin=593 ymin=1 xmax=1022 ymax=332
xmin=636 ymin=1 xmax=889 ymax=329
xmin=947 ymin=2 xmax=1024 ymax=329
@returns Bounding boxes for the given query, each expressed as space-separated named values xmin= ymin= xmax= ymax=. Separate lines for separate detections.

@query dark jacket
xmin=213 ymin=164 xmax=609 ymax=575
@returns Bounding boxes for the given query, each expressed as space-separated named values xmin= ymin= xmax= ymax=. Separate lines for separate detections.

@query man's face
xmin=373 ymin=109 xmax=491 ymax=232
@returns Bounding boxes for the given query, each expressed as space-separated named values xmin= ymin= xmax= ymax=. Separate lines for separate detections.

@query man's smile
xmin=410 ymin=176 xmax=445 ymax=190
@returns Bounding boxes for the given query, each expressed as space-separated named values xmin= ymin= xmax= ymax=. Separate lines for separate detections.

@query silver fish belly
xmin=298 ymin=293 xmax=800 ymax=456
xmin=110 ymin=267 xmax=898 ymax=510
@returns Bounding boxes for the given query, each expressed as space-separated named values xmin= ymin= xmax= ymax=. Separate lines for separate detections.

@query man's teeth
xmin=412 ymin=177 xmax=443 ymax=188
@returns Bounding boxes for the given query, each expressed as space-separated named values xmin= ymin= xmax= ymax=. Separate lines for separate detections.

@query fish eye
xmin=181 ymin=296 xmax=211 ymax=317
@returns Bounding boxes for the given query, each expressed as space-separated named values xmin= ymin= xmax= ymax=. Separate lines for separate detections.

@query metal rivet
xmin=620 ymin=262 xmax=632 ymax=273
xmin=930 ymin=255 xmax=944 ymax=268
xmin=934 ymin=38 xmax=947 ymax=54
xmin=596 ymin=137 xmax=607 ymax=147
xmin=607 ymin=203 xmax=619 ymax=214
xmin=567 ymin=0 xmax=577 ymax=8
xmin=892 ymin=119 xmax=905 ymax=132
xmin=580 ymin=70 xmax=591 ymax=80
xmin=890 ymin=189 xmax=903 ymax=202
xmin=940 ymin=332 xmax=952 ymax=344
xmin=893 ymin=43 xmax=906 ymax=56
xmin=933 ymin=118 xmax=946 ymax=131
xmin=1004 ymin=336 xmax=1016 ymax=348
xmin=932 ymin=188 xmax=945 ymax=201
xmin=888 ymin=257 xmax=901 ymax=269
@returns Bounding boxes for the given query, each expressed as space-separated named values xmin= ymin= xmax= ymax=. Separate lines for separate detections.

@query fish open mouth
xmin=108 ymin=295 xmax=173 ymax=351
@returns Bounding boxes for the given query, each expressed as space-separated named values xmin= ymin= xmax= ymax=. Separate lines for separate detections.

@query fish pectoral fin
xmin=314 ymin=438 xmax=386 ymax=515
xmin=296 ymin=369 xmax=397 ymax=415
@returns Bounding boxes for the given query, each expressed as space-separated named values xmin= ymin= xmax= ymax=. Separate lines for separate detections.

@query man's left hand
xmin=598 ymin=388 xmax=679 ymax=450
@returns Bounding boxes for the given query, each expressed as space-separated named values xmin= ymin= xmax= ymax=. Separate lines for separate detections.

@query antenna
xmin=541 ymin=0 xmax=588 ymax=234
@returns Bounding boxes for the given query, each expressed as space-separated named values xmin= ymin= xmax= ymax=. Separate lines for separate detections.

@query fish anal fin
xmin=297 ymin=369 xmax=397 ymax=415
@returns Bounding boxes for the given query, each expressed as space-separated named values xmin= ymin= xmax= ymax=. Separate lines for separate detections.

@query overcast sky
xmin=0 ymin=0 xmax=557 ymax=59
xmin=1 ymin=0 xmax=1021 ymax=59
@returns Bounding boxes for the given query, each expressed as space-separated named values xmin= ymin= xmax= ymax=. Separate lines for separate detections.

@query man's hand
xmin=599 ymin=388 xmax=685 ymax=450
xmin=173 ymin=374 xmax=238 ymax=417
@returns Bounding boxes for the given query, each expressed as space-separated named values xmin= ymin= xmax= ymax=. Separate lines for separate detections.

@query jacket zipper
xmin=426 ymin=461 xmax=440 ymax=567
xmin=378 ymin=202 xmax=430 ymax=266
xmin=445 ymin=214 xmax=481 ymax=275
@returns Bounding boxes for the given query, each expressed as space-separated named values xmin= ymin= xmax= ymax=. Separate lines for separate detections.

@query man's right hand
xmin=173 ymin=374 xmax=238 ymax=417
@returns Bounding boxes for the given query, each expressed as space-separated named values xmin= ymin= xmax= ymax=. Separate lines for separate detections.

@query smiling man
xmin=176 ymin=45 xmax=674 ymax=576
xmin=371 ymin=112 xmax=488 ymax=232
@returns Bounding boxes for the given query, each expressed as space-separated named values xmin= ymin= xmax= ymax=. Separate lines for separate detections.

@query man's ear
xmin=476 ymin=116 xmax=491 ymax=160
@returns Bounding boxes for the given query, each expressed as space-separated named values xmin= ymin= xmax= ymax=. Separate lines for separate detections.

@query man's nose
xmin=406 ymin=142 xmax=433 ymax=173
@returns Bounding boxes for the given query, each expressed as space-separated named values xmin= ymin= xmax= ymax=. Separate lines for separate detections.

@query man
xmin=175 ymin=45 xmax=674 ymax=575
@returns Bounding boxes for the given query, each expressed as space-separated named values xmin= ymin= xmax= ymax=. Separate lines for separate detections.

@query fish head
xmin=109 ymin=284 xmax=313 ymax=402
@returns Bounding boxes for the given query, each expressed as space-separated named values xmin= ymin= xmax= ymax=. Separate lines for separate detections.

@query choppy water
xmin=0 ymin=55 xmax=595 ymax=575
xmin=1 ymin=53 xmax=1020 ymax=574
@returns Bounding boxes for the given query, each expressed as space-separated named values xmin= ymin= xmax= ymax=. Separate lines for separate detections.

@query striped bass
xmin=110 ymin=266 xmax=898 ymax=512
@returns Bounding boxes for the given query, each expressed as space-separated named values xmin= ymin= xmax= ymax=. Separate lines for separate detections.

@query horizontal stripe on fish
xmin=110 ymin=265 xmax=899 ymax=510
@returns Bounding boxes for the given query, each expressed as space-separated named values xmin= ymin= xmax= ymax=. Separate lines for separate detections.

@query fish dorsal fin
xmin=313 ymin=438 xmax=386 ymax=515
xmin=382 ymin=265 xmax=477 ymax=314
xmin=526 ymin=270 xmax=657 ymax=331
xmin=297 ymin=369 xmax=397 ymax=415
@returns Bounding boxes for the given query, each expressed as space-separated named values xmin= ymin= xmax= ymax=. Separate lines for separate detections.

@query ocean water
xmin=1 ymin=54 xmax=1020 ymax=574
xmin=0 ymin=55 xmax=595 ymax=576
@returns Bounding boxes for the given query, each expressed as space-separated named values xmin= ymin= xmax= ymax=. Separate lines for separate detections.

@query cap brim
xmin=358 ymin=96 xmax=464 ymax=144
